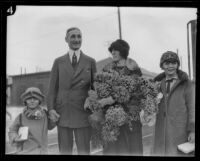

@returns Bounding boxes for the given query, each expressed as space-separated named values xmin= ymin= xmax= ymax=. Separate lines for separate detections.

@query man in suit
xmin=47 ymin=27 xmax=97 ymax=155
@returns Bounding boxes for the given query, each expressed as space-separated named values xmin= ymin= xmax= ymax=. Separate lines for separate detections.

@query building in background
xmin=7 ymin=71 xmax=50 ymax=106
xmin=7 ymin=58 xmax=157 ymax=106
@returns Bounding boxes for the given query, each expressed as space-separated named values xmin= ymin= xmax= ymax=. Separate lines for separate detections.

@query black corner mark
xmin=6 ymin=5 xmax=16 ymax=16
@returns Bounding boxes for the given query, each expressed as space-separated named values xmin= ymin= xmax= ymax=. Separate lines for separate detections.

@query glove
xmin=139 ymin=110 xmax=156 ymax=126
xmin=84 ymin=98 xmax=90 ymax=111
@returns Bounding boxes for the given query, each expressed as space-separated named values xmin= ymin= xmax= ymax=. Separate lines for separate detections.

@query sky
xmin=6 ymin=6 xmax=197 ymax=76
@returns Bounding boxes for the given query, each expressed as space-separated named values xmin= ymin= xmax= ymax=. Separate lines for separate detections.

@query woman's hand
xmin=84 ymin=98 xmax=90 ymax=110
xmin=139 ymin=110 xmax=156 ymax=126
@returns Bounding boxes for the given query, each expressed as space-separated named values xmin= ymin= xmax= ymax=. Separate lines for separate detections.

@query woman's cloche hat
xmin=160 ymin=51 xmax=180 ymax=69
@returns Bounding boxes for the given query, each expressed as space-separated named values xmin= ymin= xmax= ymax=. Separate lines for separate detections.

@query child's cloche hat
xmin=21 ymin=87 xmax=45 ymax=104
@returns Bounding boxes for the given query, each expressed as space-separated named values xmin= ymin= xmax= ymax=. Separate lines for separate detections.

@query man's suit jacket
xmin=47 ymin=51 xmax=96 ymax=128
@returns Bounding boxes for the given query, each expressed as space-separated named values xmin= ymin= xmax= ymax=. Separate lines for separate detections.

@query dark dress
xmin=102 ymin=61 xmax=143 ymax=156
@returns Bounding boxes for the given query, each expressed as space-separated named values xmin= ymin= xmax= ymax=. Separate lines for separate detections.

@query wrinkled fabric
xmin=8 ymin=107 xmax=48 ymax=154
xmin=153 ymin=70 xmax=195 ymax=156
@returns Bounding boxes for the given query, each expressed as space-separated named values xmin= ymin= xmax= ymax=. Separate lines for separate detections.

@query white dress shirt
xmin=69 ymin=49 xmax=81 ymax=63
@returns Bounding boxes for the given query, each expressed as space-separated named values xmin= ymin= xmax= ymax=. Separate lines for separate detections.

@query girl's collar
xmin=23 ymin=106 xmax=45 ymax=120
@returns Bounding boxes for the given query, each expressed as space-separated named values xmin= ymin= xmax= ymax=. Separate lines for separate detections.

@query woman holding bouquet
xmin=100 ymin=39 xmax=143 ymax=155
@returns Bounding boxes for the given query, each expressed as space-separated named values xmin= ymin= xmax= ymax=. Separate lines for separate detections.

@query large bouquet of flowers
xmin=84 ymin=69 xmax=162 ymax=146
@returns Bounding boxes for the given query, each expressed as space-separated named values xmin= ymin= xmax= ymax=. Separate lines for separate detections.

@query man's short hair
xmin=66 ymin=27 xmax=81 ymax=36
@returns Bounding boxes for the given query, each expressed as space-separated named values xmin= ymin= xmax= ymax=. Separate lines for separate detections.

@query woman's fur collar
xmin=154 ymin=70 xmax=189 ymax=82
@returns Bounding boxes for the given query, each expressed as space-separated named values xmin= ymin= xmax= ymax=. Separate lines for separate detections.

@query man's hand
xmin=188 ymin=132 xmax=195 ymax=143
xmin=49 ymin=109 xmax=60 ymax=122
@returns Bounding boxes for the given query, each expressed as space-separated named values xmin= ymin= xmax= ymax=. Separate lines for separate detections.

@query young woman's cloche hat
xmin=160 ymin=51 xmax=180 ymax=69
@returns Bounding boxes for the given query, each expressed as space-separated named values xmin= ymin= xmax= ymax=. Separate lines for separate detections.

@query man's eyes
xmin=70 ymin=35 xmax=81 ymax=38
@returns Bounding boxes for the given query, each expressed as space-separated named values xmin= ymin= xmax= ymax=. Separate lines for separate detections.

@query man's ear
xmin=65 ymin=36 xmax=68 ymax=43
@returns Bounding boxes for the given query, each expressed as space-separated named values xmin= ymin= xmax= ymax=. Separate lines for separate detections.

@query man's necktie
xmin=72 ymin=52 xmax=77 ymax=68
xmin=166 ymin=79 xmax=174 ymax=94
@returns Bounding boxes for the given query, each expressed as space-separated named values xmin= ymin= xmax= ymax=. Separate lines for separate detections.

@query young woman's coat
xmin=153 ymin=70 xmax=195 ymax=156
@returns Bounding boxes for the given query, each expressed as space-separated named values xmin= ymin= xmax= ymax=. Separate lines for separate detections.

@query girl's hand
xmin=49 ymin=109 xmax=60 ymax=122
xmin=14 ymin=134 xmax=22 ymax=142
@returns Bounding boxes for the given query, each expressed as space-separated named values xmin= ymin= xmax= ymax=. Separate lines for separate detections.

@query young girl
xmin=8 ymin=87 xmax=55 ymax=154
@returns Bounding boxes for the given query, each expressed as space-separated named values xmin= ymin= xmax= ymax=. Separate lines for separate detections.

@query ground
xmin=6 ymin=106 xmax=154 ymax=155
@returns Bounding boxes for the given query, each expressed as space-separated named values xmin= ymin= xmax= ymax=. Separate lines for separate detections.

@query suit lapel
xmin=73 ymin=52 xmax=87 ymax=78
xmin=63 ymin=53 xmax=74 ymax=77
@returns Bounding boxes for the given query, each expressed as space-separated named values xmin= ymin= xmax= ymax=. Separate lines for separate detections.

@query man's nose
xmin=74 ymin=36 xmax=80 ymax=41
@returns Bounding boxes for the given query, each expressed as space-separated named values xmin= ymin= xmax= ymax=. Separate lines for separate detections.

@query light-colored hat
xmin=21 ymin=87 xmax=45 ymax=104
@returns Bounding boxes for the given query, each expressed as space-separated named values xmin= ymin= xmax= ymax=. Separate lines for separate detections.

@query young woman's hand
xmin=188 ymin=132 xmax=195 ymax=143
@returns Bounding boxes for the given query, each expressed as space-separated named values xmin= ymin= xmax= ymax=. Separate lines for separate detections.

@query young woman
xmin=153 ymin=51 xmax=195 ymax=156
